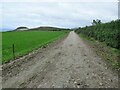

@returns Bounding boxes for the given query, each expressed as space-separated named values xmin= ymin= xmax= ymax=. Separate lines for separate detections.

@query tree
xmin=92 ymin=19 xmax=102 ymax=25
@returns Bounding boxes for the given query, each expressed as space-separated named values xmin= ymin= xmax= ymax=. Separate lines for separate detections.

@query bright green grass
xmin=2 ymin=31 xmax=66 ymax=63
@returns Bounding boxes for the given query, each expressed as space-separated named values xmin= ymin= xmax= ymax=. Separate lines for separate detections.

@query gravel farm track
xmin=2 ymin=31 xmax=118 ymax=88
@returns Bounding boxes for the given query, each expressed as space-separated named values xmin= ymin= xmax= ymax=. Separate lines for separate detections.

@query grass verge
xmin=78 ymin=33 xmax=120 ymax=71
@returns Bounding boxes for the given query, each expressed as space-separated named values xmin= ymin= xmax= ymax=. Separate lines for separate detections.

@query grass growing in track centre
xmin=2 ymin=31 xmax=67 ymax=63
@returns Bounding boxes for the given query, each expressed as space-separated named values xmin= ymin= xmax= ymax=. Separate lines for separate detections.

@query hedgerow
xmin=75 ymin=19 xmax=120 ymax=49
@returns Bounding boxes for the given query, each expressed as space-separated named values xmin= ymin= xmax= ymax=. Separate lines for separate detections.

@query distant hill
xmin=15 ymin=27 xmax=29 ymax=31
xmin=14 ymin=26 xmax=70 ymax=32
xmin=29 ymin=26 xmax=70 ymax=31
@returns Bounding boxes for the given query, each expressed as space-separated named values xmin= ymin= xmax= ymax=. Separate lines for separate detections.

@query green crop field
xmin=2 ymin=31 xmax=67 ymax=63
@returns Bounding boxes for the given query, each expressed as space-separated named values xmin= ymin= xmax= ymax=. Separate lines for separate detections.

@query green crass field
xmin=2 ymin=31 xmax=66 ymax=63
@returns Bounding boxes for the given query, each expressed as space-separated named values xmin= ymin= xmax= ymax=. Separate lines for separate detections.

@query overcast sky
xmin=0 ymin=0 xmax=118 ymax=31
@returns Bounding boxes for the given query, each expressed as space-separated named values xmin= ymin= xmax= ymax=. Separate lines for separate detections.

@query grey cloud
xmin=1 ymin=1 xmax=118 ymax=31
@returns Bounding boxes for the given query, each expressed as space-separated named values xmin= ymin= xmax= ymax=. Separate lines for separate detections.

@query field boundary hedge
xmin=75 ymin=19 xmax=120 ymax=49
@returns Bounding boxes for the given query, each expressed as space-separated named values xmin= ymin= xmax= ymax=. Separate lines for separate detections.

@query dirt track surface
xmin=2 ymin=31 xmax=118 ymax=88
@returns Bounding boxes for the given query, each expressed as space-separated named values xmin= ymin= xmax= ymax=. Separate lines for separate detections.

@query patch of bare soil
xmin=2 ymin=31 xmax=118 ymax=88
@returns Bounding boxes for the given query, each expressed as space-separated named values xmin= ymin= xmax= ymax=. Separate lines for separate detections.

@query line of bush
xmin=75 ymin=19 xmax=120 ymax=49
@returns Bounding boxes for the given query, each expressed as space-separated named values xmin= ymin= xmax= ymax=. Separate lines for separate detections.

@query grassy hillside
xmin=2 ymin=31 xmax=67 ymax=63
